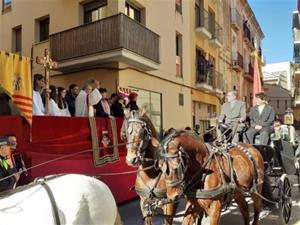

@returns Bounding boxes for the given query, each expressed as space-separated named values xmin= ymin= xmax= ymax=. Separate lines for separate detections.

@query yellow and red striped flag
xmin=0 ymin=51 xmax=32 ymax=123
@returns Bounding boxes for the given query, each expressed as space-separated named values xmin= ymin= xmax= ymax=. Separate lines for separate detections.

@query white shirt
xmin=32 ymin=90 xmax=45 ymax=116
xmin=258 ymin=104 xmax=265 ymax=114
xmin=48 ymin=99 xmax=62 ymax=116
xmin=60 ymin=107 xmax=71 ymax=117
xmin=75 ymin=89 xmax=102 ymax=117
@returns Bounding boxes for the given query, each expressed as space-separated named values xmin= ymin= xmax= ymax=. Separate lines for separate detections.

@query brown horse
xmin=160 ymin=131 xmax=265 ymax=225
xmin=124 ymin=111 xmax=177 ymax=225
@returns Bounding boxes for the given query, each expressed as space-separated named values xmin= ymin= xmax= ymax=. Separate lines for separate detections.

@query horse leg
xmin=208 ymin=200 xmax=222 ymax=225
xmin=251 ymin=187 xmax=263 ymax=225
xmin=162 ymin=202 xmax=178 ymax=225
xmin=234 ymin=191 xmax=250 ymax=225
xmin=182 ymin=200 xmax=198 ymax=225
xmin=140 ymin=198 xmax=153 ymax=225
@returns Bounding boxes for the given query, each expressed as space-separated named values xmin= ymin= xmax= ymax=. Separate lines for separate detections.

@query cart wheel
xmin=278 ymin=174 xmax=292 ymax=225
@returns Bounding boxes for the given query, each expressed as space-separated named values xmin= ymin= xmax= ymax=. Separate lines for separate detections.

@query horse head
xmin=125 ymin=110 xmax=159 ymax=166
xmin=159 ymin=131 xmax=190 ymax=200
xmin=160 ymin=131 xmax=206 ymax=200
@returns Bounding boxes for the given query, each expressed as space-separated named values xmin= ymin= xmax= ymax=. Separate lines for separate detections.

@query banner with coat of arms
xmin=0 ymin=51 xmax=32 ymax=123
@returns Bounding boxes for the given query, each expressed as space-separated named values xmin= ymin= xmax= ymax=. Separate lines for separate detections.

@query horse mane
xmin=139 ymin=114 xmax=159 ymax=140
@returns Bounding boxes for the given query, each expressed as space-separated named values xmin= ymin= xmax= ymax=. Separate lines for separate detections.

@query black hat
xmin=0 ymin=137 xmax=8 ymax=147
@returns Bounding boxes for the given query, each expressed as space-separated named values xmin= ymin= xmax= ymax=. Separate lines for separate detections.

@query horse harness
xmin=34 ymin=175 xmax=63 ymax=225
xmin=160 ymin=132 xmax=259 ymax=201
xmin=127 ymin=115 xmax=153 ymax=163
xmin=127 ymin=115 xmax=168 ymax=217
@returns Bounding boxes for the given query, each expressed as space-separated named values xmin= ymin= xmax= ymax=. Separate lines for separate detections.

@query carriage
xmin=124 ymin=111 xmax=300 ymax=225
xmin=205 ymin=122 xmax=299 ymax=225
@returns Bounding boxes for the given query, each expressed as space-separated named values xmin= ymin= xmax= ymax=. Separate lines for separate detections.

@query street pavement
xmin=118 ymin=176 xmax=300 ymax=225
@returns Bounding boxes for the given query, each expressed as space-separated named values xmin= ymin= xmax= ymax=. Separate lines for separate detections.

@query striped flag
xmin=0 ymin=51 xmax=32 ymax=123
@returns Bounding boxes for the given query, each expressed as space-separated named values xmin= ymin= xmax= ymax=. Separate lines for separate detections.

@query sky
xmin=248 ymin=0 xmax=297 ymax=64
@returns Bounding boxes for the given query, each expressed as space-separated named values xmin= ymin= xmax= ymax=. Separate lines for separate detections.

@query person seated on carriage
xmin=0 ymin=136 xmax=20 ymax=192
xmin=245 ymin=92 xmax=275 ymax=145
xmin=217 ymin=90 xmax=246 ymax=143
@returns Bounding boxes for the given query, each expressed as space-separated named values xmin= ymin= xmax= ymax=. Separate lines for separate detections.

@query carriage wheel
xmin=278 ymin=174 xmax=292 ymax=225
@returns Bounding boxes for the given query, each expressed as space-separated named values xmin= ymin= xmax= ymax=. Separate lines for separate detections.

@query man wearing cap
xmin=0 ymin=137 xmax=19 ymax=192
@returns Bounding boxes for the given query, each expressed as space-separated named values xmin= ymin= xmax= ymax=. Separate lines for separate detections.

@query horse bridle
xmin=127 ymin=117 xmax=153 ymax=164
xmin=160 ymin=137 xmax=189 ymax=189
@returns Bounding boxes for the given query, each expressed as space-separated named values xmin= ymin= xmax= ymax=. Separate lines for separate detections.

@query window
xmin=285 ymin=100 xmax=288 ymax=109
xmin=277 ymin=100 xmax=280 ymax=109
xmin=125 ymin=2 xmax=141 ymax=23
xmin=38 ymin=17 xmax=49 ymax=42
xmin=83 ymin=0 xmax=107 ymax=24
xmin=175 ymin=0 xmax=182 ymax=14
xmin=135 ymin=89 xmax=162 ymax=134
xmin=2 ymin=0 xmax=11 ymax=11
xmin=176 ymin=33 xmax=182 ymax=77
xmin=12 ymin=26 xmax=21 ymax=53
xmin=179 ymin=93 xmax=184 ymax=106
xmin=208 ymin=9 xmax=215 ymax=36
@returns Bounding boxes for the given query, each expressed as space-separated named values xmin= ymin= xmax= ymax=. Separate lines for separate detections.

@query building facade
xmin=0 ymin=0 xmax=263 ymax=134
xmin=262 ymin=62 xmax=294 ymax=94
xmin=264 ymin=84 xmax=292 ymax=119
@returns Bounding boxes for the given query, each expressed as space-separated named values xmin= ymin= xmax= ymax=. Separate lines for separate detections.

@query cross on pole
xmin=36 ymin=49 xmax=58 ymax=115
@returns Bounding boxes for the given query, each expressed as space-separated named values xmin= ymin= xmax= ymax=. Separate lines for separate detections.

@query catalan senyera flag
xmin=251 ymin=50 xmax=263 ymax=106
xmin=0 ymin=51 xmax=32 ymax=123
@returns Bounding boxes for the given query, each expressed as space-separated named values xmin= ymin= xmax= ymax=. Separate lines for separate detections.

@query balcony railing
xmin=196 ymin=68 xmax=224 ymax=93
xmin=50 ymin=13 xmax=160 ymax=65
xmin=232 ymin=52 xmax=243 ymax=71
xmin=212 ymin=71 xmax=224 ymax=91
xmin=195 ymin=6 xmax=211 ymax=39
xmin=243 ymin=22 xmax=251 ymax=43
xmin=209 ymin=21 xmax=223 ymax=45
xmin=196 ymin=70 xmax=213 ymax=86
xmin=231 ymin=8 xmax=242 ymax=30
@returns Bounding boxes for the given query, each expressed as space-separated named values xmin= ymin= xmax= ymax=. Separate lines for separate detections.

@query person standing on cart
xmin=245 ymin=92 xmax=275 ymax=145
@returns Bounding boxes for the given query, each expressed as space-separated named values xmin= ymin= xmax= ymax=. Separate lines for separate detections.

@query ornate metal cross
xmin=36 ymin=49 xmax=58 ymax=114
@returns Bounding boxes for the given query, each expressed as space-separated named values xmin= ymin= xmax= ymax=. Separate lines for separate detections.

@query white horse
xmin=0 ymin=174 xmax=122 ymax=225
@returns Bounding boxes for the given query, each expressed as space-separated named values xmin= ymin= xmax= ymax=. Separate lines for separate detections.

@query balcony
xmin=209 ymin=22 xmax=223 ymax=49
xmin=196 ymin=69 xmax=224 ymax=95
xmin=195 ymin=7 xmax=212 ymax=39
xmin=244 ymin=63 xmax=254 ymax=81
xmin=243 ymin=22 xmax=251 ymax=45
xmin=231 ymin=8 xmax=242 ymax=31
xmin=232 ymin=52 xmax=243 ymax=72
xmin=212 ymin=71 xmax=224 ymax=94
xmin=50 ymin=13 xmax=160 ymax=72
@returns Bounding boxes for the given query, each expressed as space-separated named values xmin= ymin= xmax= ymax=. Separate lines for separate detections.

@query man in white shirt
xmin=245 ymin=92 xmax=275 ymax=145
xmin=32 ymin=74 xmax=45 ymax=116
xmin=75 ymin=79 xmax=102 ymax=117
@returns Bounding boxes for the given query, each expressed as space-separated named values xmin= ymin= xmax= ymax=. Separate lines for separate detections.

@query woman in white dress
xmin=58 ymin=87 xmax=71 ymax=117
xmin=48 ymin=85 xmax=62 ymax=116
